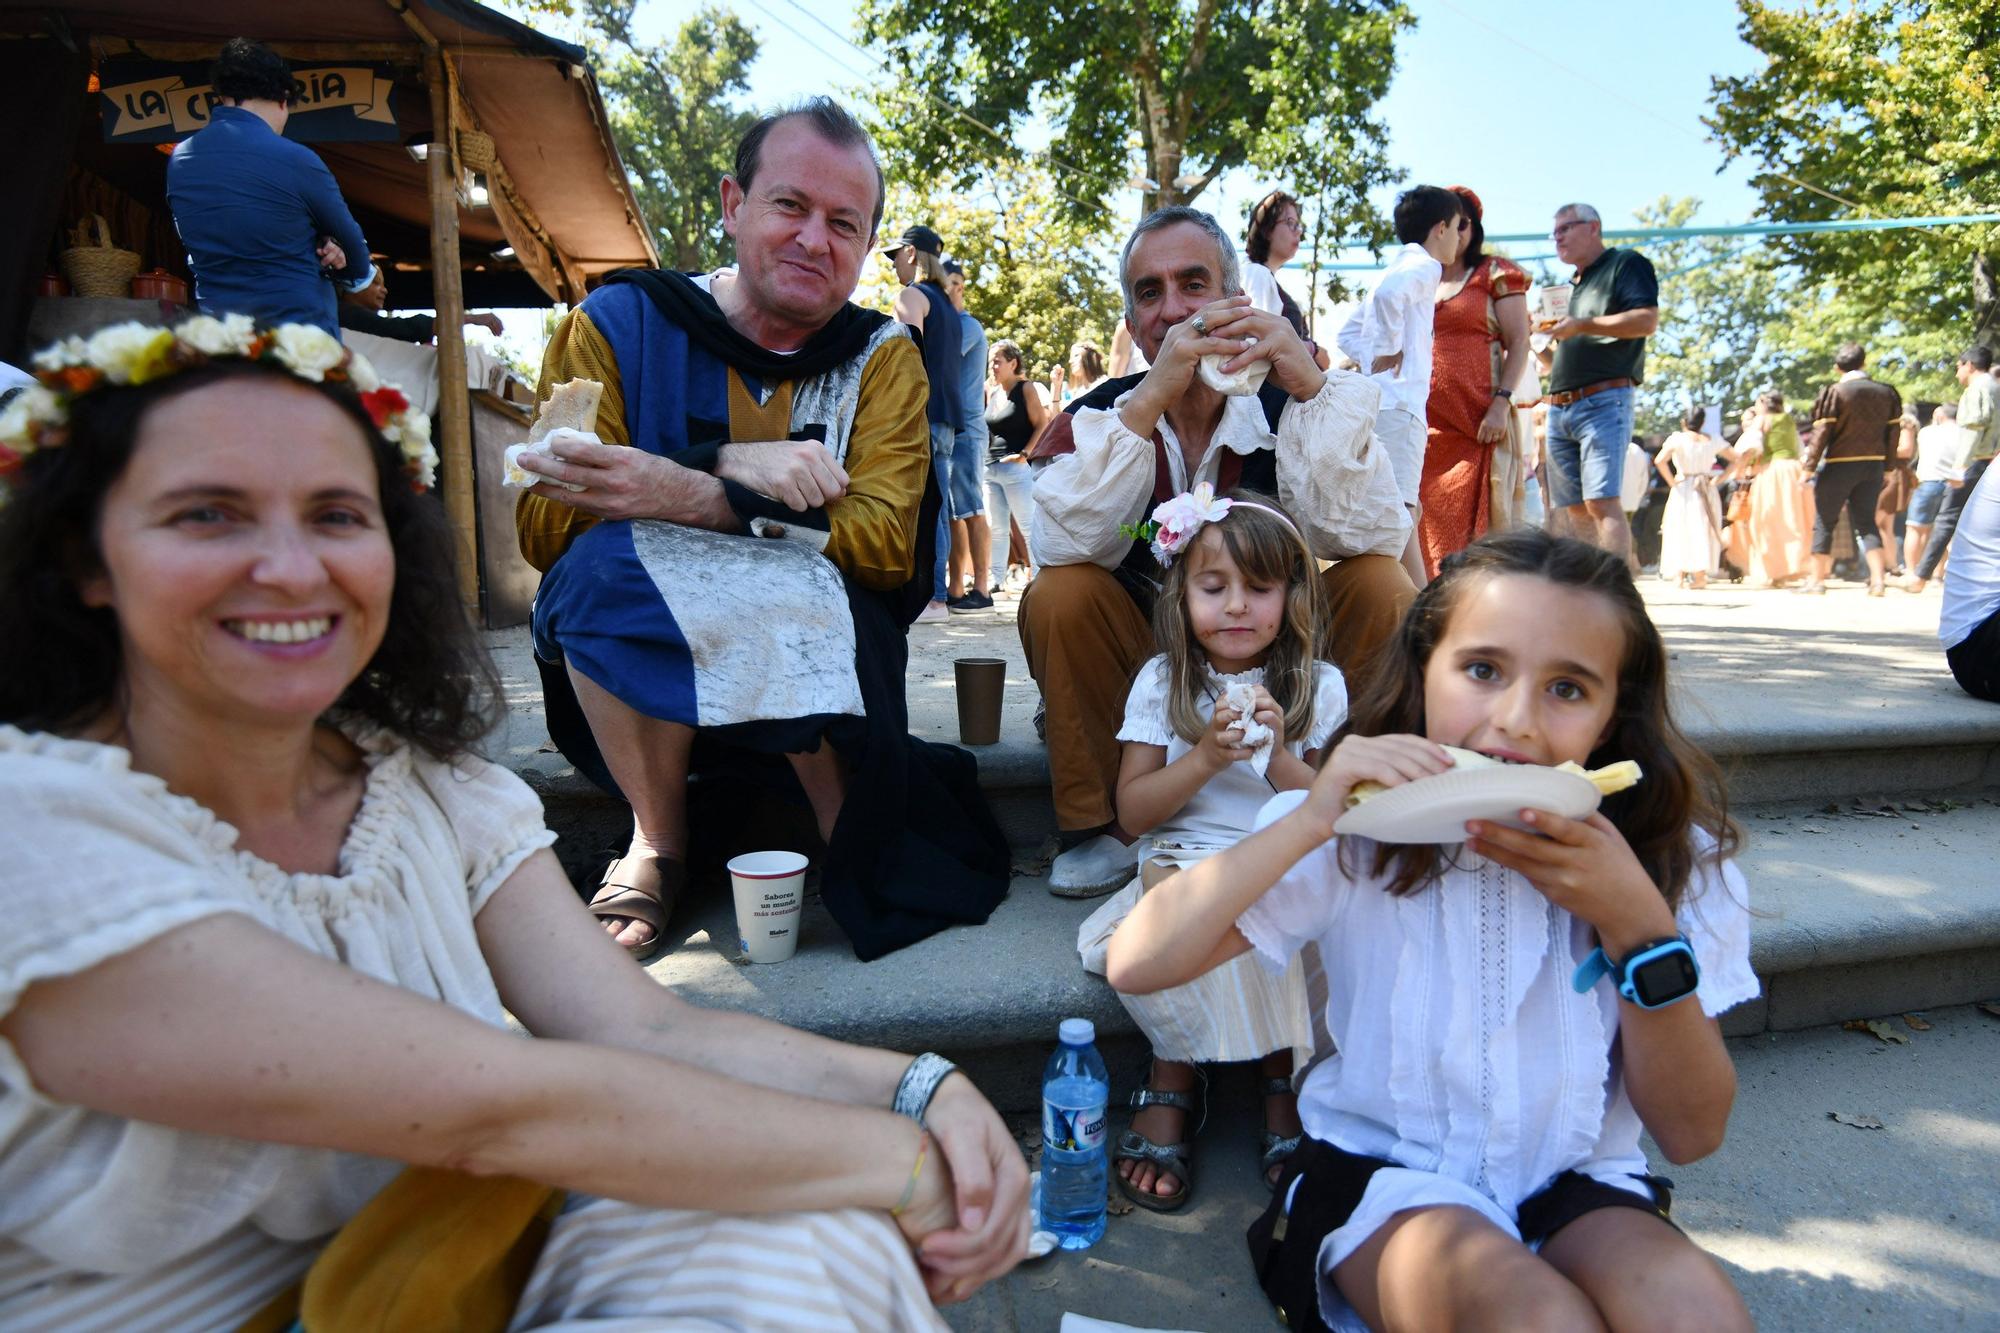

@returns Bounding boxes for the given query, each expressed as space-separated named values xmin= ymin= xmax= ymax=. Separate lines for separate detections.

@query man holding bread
xmin=512 ymin=97 xmax=1007 ymax=961
xmin=1021 ymin=205 xmax=1416 ymax=894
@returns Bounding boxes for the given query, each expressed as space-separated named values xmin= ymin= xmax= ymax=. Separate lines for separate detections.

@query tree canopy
xmin=585 ymin=1 xmax=760 ymax=271
xmin=856 ymin=0 xmax=1408 ymax=257
xmin=1708 ymin=0 xmax=2000 ymax=367
xmin=857 ymin=159 xmax=1125 ymax=379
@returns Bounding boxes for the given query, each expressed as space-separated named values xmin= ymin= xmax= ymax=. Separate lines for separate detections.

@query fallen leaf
xmin=1978 ymin=1002 xmax=2000 ymax=1021
xmin=1828 ymin=1111 xmax=1884 ymax=1130
xmin=1820 ymin=802 xmax=1841 ymax=815
xmin=1800 ymin=825 xmax=1828 ymax=835
xmin=1842 ymin=1019 xmax=1909 ymax=1044
xmin=1105 ymin=1190 xmax=1135 ymax=1216
xmin=1902 ymin=1013 xmax=1932 ymax=1031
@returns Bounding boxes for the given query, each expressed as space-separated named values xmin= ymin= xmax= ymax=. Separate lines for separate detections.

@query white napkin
xmin=1197 ymin=336 xmax=1269 ymax=396
xmin=502 ymin=426 xmax=592 ymax=491
xmin=1222 ymin=680 xmax=1274 ymax=777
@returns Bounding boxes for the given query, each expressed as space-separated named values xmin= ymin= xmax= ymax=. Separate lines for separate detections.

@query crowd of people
xmin=3 ymin=73 xmax=1998 ymax=1333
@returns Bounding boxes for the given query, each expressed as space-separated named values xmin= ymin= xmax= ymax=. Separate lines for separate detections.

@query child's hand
xmin=1197 ymin=703 xmax=1256 ymax=771
xmin=1466 ymin=810 xmax=1678 ymax=955
xmin=1299 ymin=734 xmax=1452 ymax=834
xmin=1248 ymin=685 xmax=1287 ymax=750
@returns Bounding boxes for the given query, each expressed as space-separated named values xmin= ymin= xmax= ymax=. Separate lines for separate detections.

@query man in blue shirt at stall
xmin=166 ymin=38 xmax=372 ymax=335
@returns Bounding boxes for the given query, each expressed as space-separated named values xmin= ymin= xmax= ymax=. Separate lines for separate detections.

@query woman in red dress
xmin=1420 ymin=186 xmax=1533 ymax=577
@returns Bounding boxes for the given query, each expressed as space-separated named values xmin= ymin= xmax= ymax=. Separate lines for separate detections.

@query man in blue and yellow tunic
xmin=513 ymin=99 xmax=1006 ymax=961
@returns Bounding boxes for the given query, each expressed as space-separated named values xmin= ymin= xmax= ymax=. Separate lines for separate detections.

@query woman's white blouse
xmin=1117 ymin=657 xmax=1347 ymax=859
xmin=0 ymin=725 xmax=555 ymax=1326
xmin=1239 ymin=789 xmax=1759 ymax=1210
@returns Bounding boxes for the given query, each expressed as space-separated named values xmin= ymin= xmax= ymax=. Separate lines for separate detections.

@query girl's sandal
xmin=1113 ymin=1087 xmax=1197 ymax=1213
xmin=1258 ymin=1076 xmax=1304 ymax=1195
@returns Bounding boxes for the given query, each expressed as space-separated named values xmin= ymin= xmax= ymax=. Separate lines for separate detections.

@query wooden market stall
xmin=0 ymin=0 xmax=658 ymax=619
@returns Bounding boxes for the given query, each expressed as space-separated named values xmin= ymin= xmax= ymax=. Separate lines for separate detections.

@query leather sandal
xmin=588 ymin=852 xmax=684 ymax=958
xmin=1257 ymin=1075 xmax=1305 ymax=1194
xmin=1113 ymin=1074 xmax=1205 ymax=1213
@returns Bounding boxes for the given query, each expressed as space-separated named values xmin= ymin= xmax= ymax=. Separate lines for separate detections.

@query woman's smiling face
xmin=81 ymin=376 xmax=394 ymax=728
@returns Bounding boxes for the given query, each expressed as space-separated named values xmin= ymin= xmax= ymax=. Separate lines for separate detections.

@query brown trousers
xmin=1018 ymin=554 xmax=1417 ymax=832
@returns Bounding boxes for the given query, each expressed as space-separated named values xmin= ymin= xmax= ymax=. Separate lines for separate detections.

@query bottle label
xmin=1043 ymin=1099 xmax=1107 ymax=1153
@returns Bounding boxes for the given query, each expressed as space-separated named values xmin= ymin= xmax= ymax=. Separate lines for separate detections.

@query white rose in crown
xmin=346 ymin=350 xmax=382 ymax=393
xmin=270 ymin=324 xmax=348 ymax=382
xmin=30 ymin=337 xmax=88 ymax=373
xmin=176 ymin=314 xmax=257 ymax=358
xmin=84 ymin=324 xmax=175 ymax=384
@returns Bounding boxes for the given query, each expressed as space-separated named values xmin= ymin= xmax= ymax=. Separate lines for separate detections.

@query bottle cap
xmin=1059 ymin=1017 xmax=1095 ymax=1047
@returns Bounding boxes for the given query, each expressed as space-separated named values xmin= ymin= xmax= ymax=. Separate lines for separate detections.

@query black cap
xmin=882 ymin=224 xmax=942 ymax=256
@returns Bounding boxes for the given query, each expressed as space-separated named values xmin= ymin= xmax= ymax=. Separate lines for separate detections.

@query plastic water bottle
xmin=1040 ymin=1017 xmax=1109 ymax=1249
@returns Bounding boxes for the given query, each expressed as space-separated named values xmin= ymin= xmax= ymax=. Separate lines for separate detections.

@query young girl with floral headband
xmin=1077 ymin=484 xmax=1345 ymax=1212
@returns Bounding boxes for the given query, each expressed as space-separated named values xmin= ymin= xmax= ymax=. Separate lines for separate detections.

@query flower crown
xmin=1118 ymin=482 xmax=1304 ymax=566
xmin=0 ymin=316 xmax=437 ymax=497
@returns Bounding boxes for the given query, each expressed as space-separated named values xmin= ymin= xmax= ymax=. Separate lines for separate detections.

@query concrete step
xmin=492 ymin=581 xmax=2000 ymax=855
xmin=640 ymin=791 xmax=2000 ymax=1111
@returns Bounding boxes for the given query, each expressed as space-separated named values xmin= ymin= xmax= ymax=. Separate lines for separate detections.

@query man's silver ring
xmin=1190 ymin=314 xmax=1208 ymax=336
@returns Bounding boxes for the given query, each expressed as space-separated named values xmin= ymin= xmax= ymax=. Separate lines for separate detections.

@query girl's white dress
xmin=1237 ymin=789 xmax=1759 ymax=1333
xmin=0 ymin=727 xmax=944 ymax=1332
xmin=1079 ymin=659 xmax=1347 ymax=1068
xmin=1657 ymin=429 xmax=1734 ymax=578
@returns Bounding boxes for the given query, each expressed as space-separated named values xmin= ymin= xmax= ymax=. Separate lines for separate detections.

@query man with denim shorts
xmin=942 ymin=259 xmax=995 ymax=609
xmin=887 ymin=223 xmax=974 ymax=621
xmin=1537 ymin=203 xmax=1659 ymax=562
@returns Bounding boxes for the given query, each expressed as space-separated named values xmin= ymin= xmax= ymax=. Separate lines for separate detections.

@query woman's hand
xmin=1298 ymin=733 xmax=1452 ymax=834
xmin=1465 ymin=810 xmax=1677 ymax=956
xmin=1197 ymin=702 xmax=1256 ymax=772
xmin=906 ymin=1074 xmax=1031 ymax=1298
xmin=1477 ymin=396 xmax=1512 ymax=445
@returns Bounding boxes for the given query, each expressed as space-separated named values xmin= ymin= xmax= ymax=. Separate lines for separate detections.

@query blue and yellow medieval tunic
xmin=517 ymin=271 xmax=1007 ymax=959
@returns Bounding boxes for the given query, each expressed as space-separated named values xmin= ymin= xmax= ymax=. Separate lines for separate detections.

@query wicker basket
xmin=457 ymin=128 xmax=496 ymax=173
xmin=61 ymin=214 xmax=142 ymax=298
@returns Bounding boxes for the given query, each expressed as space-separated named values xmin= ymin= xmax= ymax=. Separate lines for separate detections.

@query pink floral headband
xmin=1121 ymin=482 xmax=1305 ymax=567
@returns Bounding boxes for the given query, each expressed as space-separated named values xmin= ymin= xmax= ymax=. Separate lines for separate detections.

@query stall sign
xmin=99 ymin=57 xmax=401 ymax=144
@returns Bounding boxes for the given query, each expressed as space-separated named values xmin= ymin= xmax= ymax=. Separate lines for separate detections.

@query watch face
xmin=1630 ymin=948 xmax=1700 ymax=1007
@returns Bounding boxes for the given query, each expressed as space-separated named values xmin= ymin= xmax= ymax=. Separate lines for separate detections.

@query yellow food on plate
xmin=1344 ymin=746 xmax=1643 ymax=809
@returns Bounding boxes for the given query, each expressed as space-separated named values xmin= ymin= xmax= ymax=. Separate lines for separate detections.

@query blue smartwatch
xmin=1572 ymin=934 xmax=1700 ymax=1009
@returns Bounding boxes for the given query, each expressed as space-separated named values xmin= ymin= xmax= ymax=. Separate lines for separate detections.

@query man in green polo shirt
xmin=1536 ymin=202 xmax=1660 ymax=562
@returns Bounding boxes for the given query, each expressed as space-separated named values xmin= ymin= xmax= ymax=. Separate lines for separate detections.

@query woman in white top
xmin=1243 ymin=189 xmax=1331 ymax=371
xmin=0 ymin=321 xmax=1026 ymax=1331
xmin=1107 ymin=530 xmax=1756 ymax=1332
xmin=1655 ymin=405 xmax=1738 ymax=588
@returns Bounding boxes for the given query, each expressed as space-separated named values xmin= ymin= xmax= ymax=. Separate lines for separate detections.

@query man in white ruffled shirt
xmin=1020 ymin=206 xmax=1413 ymax=894
xmin=1337 ymin=186 xmax=1464 ymax=585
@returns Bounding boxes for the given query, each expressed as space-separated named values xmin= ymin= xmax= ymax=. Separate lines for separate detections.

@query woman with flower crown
xmin=1075 ymin=484 xmax=1344 ymax=1212
xmin=0 ymin=319 xmax=1027 ymax=1329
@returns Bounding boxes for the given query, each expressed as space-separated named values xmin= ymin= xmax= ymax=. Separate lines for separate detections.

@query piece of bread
xmin=528 ymin=378 xmax=603 ymax=445
xmin=1344 ymin=746 xmax=1642 ymax=808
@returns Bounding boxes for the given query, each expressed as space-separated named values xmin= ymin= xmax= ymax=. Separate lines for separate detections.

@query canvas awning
xmin=2 ymin=0 xmax=658 ymax=304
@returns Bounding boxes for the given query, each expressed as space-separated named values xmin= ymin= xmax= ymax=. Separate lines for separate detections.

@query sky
xmin=624 ymin=0 xmax=1773 ymax=266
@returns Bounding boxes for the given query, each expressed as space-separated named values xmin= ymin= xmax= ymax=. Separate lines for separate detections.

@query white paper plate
xmin=1333 ymin=764 xmax=1601 ymax=845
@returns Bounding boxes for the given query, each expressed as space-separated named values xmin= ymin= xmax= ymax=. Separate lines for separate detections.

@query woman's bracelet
xmin=891 ymin=1128 xmax=931 ymax=1217
xmin=893 ymin=1052 xmax=958 ymax=1125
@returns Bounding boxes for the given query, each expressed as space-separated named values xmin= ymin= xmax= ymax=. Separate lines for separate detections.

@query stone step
xmin=640 ymin=791 xmax=2000 ymax=1111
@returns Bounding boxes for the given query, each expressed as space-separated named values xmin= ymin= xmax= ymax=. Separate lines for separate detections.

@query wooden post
xmin=425 ymin=47 xmax=479 ymax=617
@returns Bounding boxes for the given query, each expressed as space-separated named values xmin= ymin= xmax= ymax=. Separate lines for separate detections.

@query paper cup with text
xmin=726 ymin=851 xmax=809 ymax=963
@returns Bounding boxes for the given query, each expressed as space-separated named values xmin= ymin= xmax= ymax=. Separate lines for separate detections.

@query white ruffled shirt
xmin=1117 ymin=658 xmax=1347 ymax=862
xmin=0 ymin=726 xmax=556 ymax=1330
xmin=1237 ymin=790 xmax=1758 ymax=1324
xmin=1029 ymin=373 xmax=1409 ymax=569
